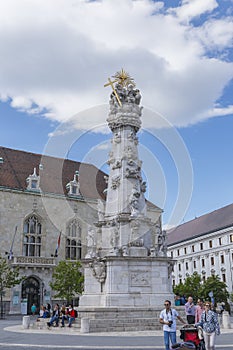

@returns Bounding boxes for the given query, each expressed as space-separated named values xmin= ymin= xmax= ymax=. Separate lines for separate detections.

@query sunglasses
xmin=205 ymin=304 xmax=210 ymax=307
xmin=164 ymin=303 xmax=170 ymax=306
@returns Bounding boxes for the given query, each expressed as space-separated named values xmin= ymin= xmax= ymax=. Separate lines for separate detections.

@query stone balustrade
xmin=10 ymin=256 xmax=55 ymax=267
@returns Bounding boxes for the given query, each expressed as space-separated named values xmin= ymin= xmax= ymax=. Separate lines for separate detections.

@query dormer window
xmin=66 ymin=171 xmax=80 ymax=196
xmin=26 ymin=168 xmax=40 ymax=191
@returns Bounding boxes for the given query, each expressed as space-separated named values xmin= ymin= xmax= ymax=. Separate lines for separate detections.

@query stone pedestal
xmin=80 ymin=256 xmax=173 ymax=308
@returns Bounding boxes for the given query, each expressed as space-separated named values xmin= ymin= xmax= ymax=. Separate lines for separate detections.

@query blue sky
xmin=0 ymin=0 xmax=233 ymax=228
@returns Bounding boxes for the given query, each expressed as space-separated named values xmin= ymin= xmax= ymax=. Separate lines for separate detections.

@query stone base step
xmin=31 ymin=318 xmax=80 ymax=330
xmin=78 ymin=307 xmax=186 ymax=333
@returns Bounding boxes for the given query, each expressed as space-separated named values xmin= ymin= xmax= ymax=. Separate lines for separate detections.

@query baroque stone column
xmin=78 ymin=70 xmax=174 ymax=331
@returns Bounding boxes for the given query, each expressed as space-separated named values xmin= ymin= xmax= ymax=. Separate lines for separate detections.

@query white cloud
xmin=170 ymin=0 xmax=218 ymax=23
xmin=0 ymin=0 xmax=232 ymax=129
xmin=10 ymin=96 xmax=32 ymax=109
xmin=198 ymin=104 xmax=233 ymax=119
xmin=194 ymin=18 xmax=233 ymax=50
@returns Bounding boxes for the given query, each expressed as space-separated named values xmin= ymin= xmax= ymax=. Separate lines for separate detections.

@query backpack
xmin=74 ymin=309 xmax=78 ymax=318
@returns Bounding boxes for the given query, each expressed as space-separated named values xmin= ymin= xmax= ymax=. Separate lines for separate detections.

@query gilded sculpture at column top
xmin=104 ymin=69 xmax=141 ymax=107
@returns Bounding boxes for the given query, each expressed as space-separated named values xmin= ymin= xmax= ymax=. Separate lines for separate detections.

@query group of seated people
xmin=37 ymin=303 xmax=77 ymax=328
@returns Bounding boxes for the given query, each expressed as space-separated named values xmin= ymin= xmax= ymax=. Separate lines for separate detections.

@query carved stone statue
xmin=112 ymin=159 xmax=122 ymax=170
xmin=98 ymin=199 xmax=105 ymax=221
xmin=85 ymin=226 xmax=97 ymax=258
xmin=111 ymin=175 xmax=121 ymax=189
xmin=109 ymin=227 xmax=120 ymax=255
xmin=126 ymin=84 xmax=136 ymax=103
xmin=121 ymin=245 xmax=129 ymax=256
xmin=129 ymin=188 xmax=140 ymax=217
xmin=140 ymin=181 xmax=147 ymax=193
xmin=113 ymin=132 xmax=121 ymax=143
xmin=158 ymin=229 xmax=167 ymax=256
xmin=134 ymin=89 xmax=141 ymax=105
xmin=125 ymin=167 xmax=139 ymax=178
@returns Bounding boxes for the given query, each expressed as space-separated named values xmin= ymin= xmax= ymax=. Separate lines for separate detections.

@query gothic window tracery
xmin=65 ymin=220 xmax=82 ymax=260
xmin=23 ymin=215 xmax=42 ymax=256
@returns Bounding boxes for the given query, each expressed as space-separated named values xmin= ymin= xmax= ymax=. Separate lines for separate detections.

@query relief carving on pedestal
xmin=89 ymin=257 xmax=106 ymax=283
xmin=130 ymin=271 xmax=150 ymax=287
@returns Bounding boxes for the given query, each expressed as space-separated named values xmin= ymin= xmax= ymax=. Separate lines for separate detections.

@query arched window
xmin=23 ymin=215 xmax=42 ymax=256
xmin=66 ymin=220 xmax=81 ymax=260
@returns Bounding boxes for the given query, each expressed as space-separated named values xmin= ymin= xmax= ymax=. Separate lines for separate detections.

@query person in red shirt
xmin=61 ymin=304 xmax=76 ymax=327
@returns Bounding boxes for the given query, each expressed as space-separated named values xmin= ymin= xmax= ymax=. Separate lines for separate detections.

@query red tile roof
xmin=167 ymin=203 xmax=233 ymax=246
xmin=0 ymin=146 xmax=106 ymax=200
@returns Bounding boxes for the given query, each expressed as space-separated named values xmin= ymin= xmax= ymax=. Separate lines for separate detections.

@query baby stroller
xmin=179 ymin=325 xmax=206 ymax=350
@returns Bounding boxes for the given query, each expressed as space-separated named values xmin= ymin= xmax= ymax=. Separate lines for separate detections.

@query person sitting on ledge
xmin=61 ymin=304 xmax=76 ymax=328
xmin=47 ymin=304 xmax=60 ymax=328
xmin=37 ymin=306 xmax=50 ymax=320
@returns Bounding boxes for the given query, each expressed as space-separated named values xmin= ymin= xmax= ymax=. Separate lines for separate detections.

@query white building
xmin=167 ymin=204 xmax=233 ymax=294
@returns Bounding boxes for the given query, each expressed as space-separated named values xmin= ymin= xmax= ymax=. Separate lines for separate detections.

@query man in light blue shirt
xmin=185 ymin=296 xmax=196 ymax=324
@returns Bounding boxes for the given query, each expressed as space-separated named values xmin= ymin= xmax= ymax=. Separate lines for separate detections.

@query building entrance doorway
xmin=21 ymin=276 xmax=40 ymax=315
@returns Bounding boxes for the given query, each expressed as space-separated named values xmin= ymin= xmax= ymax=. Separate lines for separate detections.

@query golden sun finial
xmin=112 ymin=68 xmax=135 ymax=88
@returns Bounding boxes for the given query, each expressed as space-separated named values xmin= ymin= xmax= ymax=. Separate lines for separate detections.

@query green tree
xmin=49 ymin=260 xmax=84 ymax=303
xmin=173 ymin=282 xmax=185 ymax=298
xmin=200 ymin=275 xmax=229 ymax=305
xmin=0 ymin=256 xmax=24 ymax=318
xmin=173 ymin=273 xmax=230 ymax=308
xmin=230 ymin=292 xmax=233 ymax=303
xmin=173 ymin=272 xmax=202 ymax=302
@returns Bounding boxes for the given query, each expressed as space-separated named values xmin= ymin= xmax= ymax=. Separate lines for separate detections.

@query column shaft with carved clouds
xmin=104 ymin=70 xmax=146 ymax=220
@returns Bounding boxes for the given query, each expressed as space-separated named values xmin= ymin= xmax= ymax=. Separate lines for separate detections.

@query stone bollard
xmin=80 ymin=318 xmax=90 ymax=333
xmin=222 ymin=311 xmax=231 ymax=329
xmin=22 ymin=315 xmax=31 ymax=329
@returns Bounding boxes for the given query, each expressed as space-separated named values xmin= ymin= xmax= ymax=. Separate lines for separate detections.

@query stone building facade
xmin=0 ymin=146 xmax=160 ymax=315
xmin=0 ymin=146 xmax=107 ymax=315
xmin=167 ymin=203 xmax=233 ymax=294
